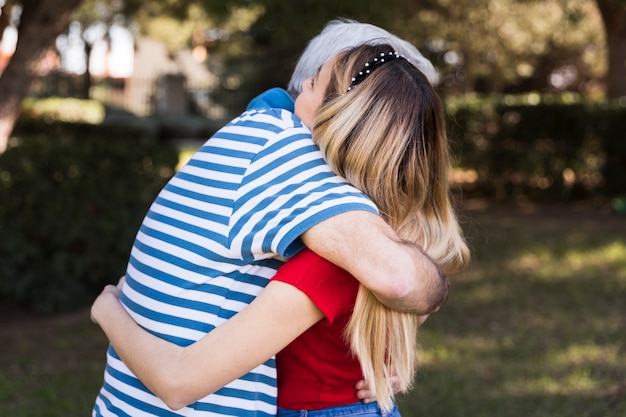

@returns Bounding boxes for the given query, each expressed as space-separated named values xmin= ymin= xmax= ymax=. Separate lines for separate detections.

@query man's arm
xmin=301 ymin=210 xmax=448 ymax=314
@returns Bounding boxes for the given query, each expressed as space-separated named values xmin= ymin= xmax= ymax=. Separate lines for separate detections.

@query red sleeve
xmin=272 ymin=249 xmax=358 ymax=324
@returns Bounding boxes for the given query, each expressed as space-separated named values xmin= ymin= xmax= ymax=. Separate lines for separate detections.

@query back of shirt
xmin=93 ymin=108 xmax=377 ymax=417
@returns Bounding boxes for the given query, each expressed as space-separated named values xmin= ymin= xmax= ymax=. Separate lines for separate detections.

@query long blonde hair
xmin=312 ymin=44 xmax=470 ymax=412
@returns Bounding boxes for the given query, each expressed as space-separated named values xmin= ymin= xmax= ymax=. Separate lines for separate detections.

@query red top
xmin=272 ymin=248 xmax=362 ymax=410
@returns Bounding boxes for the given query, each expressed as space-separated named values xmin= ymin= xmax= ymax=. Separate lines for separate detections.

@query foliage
xmin=599 ymin=103 xmax=626 ymax=196
xmin=445 ymin=94 xmax=626 ymax=202
xmin=115 ymin=0 xmax=608 ymax=96
xmin=17 ymin=97 xmax=219 ymax=142
xmin=0 ymin=127 xmax=178 ymax=313
xmin=20 ymin=97 xmax=105 ymax=124
xmin=403 ymin=0 xmax=605 ymax=94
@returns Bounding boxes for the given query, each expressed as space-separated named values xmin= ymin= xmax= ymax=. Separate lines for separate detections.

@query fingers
xmin=354 ymin=379 xmax=372 ymax=403
xmin=354 ymin=379 xmax=376 ymax=404
xmin=355 ymin=379 xmax=368 ymax=390
xmin=417 ymin=314 xmax=430 ymax=327
xmin=91 ymin=283 xmax=122 ymax=325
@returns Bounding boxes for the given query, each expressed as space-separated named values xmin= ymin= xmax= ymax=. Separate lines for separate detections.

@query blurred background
xmin=0 ymin=1 xmax=624 ymax=416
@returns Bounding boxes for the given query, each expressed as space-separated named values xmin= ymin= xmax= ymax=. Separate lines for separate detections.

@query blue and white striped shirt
xmin=93 ymin=105 xmax=377 ymax=416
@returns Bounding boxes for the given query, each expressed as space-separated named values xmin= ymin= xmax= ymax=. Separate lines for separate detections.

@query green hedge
xmin=0 ymin=124 xmax=178 ymax=313
xmin=445 ymin=94 xmax=626 ymax=202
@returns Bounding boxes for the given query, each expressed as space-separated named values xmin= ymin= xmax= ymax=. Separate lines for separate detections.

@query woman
xmin=92 ymin=43 xmax=469 ymax=417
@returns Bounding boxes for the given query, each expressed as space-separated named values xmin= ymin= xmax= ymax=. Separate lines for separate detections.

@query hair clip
xmin=347 ymin=51 xmax=403 ymax=92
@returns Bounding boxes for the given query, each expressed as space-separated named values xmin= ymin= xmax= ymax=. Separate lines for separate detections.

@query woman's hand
xmin=355 ymin=376 xmax=402 ymax=403
xmin=355 ymin=312 xmax=434 ymax=403
xmin=90 ymin=276 xmax=126 ymax=324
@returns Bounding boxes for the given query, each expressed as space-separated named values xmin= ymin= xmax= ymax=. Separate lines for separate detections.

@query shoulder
xmin=205 ymin=108 xmax=309 ymax=159
xmin=227 ymin=107 xmax=307 ymax=137
xmin=246 ymin=88 xmax=295 ymax=112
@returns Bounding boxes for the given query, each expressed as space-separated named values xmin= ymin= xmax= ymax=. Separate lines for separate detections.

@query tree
xmin=0 ymin=0 xmax=621 ymax=154
xmin=0 ymin=0 xmax=82 ymax=153
xmin=595 ymin=0 xmax=626 ymax=98
xmin=123 ymin=0 xmax=413 ymax=91
xmin=176 ymin=0 xmax=607 ymax=95
xmin=391 ymin=0 xmax=606 ymax=94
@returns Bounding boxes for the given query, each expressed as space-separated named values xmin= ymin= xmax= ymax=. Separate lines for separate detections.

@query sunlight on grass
xmin=400 ymin=209 xmax=626 ymax=417
xmin=502 ymin=365 xmax=599 ymax=397
xmin=550 ymin=343 xmax=621 ymax=368
xmin=498 ymin=343 xmax=622 ymax=399
xmin=509 ymin=240 xmax=626 ymax=280
xmin=419 ymin=335 xmax=495 ymax=364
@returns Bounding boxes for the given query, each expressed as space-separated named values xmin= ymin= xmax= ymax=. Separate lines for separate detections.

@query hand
xmin=113 ymin=275 xmax=126 ymax=290
xmin=417 ymin=302 xmax=443 ymax=327
xmin=90 ymin=275 xmax=126 ymax=324
xmin=355 ymin=376 xmax=402 ymax=403
xmin=417 ymin=313 xmax=430 ymax=327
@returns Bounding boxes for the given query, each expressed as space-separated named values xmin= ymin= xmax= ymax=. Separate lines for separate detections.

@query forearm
xmin=376 ymin=239 xmax=449 ymax=313
xmin=92 ymin=293 xmax=194 ymax=408
xmin=91 ymin=281 xmax=323 ymax=410
xmin=302 ymin=210 xmax=447 ymax=314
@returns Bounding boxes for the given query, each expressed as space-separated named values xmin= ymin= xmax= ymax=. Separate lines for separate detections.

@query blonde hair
xmin=311 ymin=44 xmax=470 ymax=412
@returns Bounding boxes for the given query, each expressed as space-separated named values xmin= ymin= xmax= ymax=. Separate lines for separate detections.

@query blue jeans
xmin=277 ymin=402 xmax=401 ymax=417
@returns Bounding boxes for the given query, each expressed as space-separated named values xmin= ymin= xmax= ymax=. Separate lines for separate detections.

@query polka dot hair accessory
xmin=347 ymin=50 xmax=405 ymax=92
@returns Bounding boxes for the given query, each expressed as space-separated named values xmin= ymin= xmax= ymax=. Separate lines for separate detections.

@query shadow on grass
xmin=399 ymin=203 xmax=626 ymax=417
xmin=0 ymin=308 xmax=108 ymax=417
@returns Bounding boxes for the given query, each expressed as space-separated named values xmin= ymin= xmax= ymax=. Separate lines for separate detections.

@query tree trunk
xmin=0 ymin=0 xmax=82 ymax=153
xmin=596 ymin=0 xmax=626 ymax=99
xmin=82 ymin=41 xmax=92 ymax=99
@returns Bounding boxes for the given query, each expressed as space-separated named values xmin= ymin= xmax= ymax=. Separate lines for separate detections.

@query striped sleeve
xmin=228 ymin=109 xmax=378 ymax=260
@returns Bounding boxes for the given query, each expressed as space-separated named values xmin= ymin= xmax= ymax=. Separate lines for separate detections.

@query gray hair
xmin=287 ymin=19 xmax=439 ymax=98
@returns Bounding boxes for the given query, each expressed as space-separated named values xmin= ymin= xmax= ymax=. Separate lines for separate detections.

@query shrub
xmin=0 ymin=130 xmax=178 ymax=313
xmin=445 ymin=94 xmax=626 ymax=202
xmin=21 ymin=97 xmax=105 ymax=124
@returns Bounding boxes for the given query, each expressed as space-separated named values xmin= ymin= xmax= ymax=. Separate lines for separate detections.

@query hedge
xmin=445 ymin=94 xmax=626 ymax=202
xmin=0 ymin=123 xmax=178 ymax=313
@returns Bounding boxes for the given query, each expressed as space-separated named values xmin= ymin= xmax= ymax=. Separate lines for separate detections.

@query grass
xmin=1 ymin=202 xmax=624 ymax=416
xmin=399 ymin=202 xmax=626 ymax=417
xmin=0 ymin=307 xmax=108 ymax=416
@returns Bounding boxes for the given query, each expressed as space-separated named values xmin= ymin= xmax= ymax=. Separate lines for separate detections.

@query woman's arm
xmin=91 ymin=278 xmax=324 ymax=410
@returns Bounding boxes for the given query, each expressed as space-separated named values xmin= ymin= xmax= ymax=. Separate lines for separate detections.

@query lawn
xmin=400 ymin=202 xmax=626 ymax=417
xmin=1 ymin=202 xmax=624 ymax=417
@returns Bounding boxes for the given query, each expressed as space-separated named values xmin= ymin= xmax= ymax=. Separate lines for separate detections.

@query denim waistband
xmin=277 ymin=401 xmax=400 ymax=417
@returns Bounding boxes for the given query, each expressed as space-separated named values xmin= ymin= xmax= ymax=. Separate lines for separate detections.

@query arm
xmin=301 ymin=210 xmax=448 ymax=314
xmin=91 ymin=279 xmax=324 ymax=410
